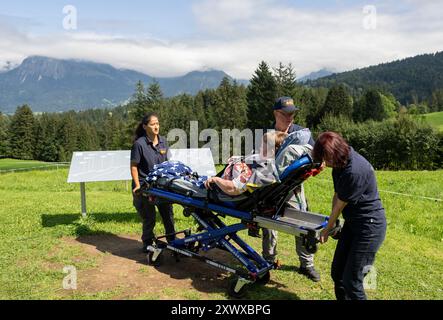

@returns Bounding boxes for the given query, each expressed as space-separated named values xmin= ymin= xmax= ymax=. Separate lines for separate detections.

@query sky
xmin=0 ymin=0 xmax=442 ymax=79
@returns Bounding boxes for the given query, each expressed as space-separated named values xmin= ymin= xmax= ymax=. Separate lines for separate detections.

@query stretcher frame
xmin=142 ymin=155 xmax=339 ymax=297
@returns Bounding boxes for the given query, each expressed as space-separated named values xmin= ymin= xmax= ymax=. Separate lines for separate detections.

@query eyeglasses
xmin=276 ymin=110 xmax=296 ymax=117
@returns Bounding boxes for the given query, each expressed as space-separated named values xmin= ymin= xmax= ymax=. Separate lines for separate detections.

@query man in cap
xmin=261 ymin=96 xmax=320 ymax=282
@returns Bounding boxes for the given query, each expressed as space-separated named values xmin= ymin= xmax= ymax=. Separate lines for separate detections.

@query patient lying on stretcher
xmin=204 ymin=131 xmax=287 ymax=196
xmin=146 ymin=129 xmax=313 ymax=197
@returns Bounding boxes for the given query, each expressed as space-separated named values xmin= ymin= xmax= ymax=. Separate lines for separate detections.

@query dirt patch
xmin=60 ymin=234 xmax=239 ymax=299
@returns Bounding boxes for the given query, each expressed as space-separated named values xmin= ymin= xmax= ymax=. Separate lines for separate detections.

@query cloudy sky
xmin=0 ymin=0 xmax=442 ymax=79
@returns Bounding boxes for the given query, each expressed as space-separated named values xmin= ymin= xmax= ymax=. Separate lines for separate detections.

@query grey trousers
xmin=262 ymin=229 xmax=314 ymax=268
xmin=261 ymin=184 xmax=315 ymax=268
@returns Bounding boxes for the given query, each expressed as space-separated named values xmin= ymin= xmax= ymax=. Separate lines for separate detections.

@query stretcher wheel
xmin=256 ymin=271 xmax=271 ymax=285
xmin=147 ymin=251 xmax=163 ymax=267
xmin=305 ymin=242 xmax=318 ymax=254
xmin=227 ymin=278 xmax=248 ymax=298
xmin=183 ymin=208 xmax=192 ymax=218
xmin=303 ymin=233 xmax=319 ymax=254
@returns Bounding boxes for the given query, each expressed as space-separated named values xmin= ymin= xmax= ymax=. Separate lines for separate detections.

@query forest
xmin=0 ymin=61 xmax=442 ymax=170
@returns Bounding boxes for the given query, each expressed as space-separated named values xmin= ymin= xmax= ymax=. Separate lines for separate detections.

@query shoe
xmin=299 ymin=266 xmax=321 ymax=282
xmin=273 ymin=260 xmax=283 ymax=270
xmin=248 ymin=228 xmax=261 ymax=238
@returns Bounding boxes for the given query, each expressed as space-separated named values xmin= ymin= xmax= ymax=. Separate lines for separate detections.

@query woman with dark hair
xmin=313 ymin=131 xmax=386 ymax=300
xmin=130 ymin=113 xmax=175 ymax=253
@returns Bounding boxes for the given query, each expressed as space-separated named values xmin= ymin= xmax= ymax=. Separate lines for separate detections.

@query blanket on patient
xmin=146 ymin=161 xmax=208 ymax=189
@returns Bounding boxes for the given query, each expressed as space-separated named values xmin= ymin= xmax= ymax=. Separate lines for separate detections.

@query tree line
xmin=0 ymin=61 xmax=441 ymax=169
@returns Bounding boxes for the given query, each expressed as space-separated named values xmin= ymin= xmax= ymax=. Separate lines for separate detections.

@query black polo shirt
xmin=332 ymin=147 xmax=384 ymax=223
xmin=131 ymin=134 xmax=169 ymax=186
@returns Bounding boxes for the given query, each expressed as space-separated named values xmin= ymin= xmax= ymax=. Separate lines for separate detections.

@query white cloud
xmin=0 ymin=1 xmax=442 ymax=79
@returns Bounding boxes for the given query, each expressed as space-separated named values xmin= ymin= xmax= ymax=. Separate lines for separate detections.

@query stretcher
xmin=141 ymin=154 xmax=340 ymax=297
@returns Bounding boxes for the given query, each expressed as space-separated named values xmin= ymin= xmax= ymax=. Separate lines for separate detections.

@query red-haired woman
xmin=313 ymin=132 xmax=386 ymax=300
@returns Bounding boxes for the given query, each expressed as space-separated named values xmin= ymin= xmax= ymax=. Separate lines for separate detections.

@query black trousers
xmin=331 ymin=213 xmax=386 ymax=300
xmin=133 ymin=194 xmax=176 ymax=244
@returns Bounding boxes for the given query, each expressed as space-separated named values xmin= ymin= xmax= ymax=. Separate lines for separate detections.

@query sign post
xmin=80 ymin=182 xmax=87 ymax=218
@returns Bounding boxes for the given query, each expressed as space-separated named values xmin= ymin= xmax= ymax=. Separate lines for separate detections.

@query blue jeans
xmin=331 ymin=213 xmax=386 ymax=300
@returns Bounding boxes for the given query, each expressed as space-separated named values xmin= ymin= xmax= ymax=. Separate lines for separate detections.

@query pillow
xmin=276 ymin=128 xmax=312 ymax=158
xmin=275 ymin=144 xmax=313 ymax=176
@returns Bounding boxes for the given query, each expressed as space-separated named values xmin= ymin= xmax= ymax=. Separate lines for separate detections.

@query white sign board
xmin=67 ymin=151 xmax=131 ymax=183
xmin=169 ymin=148 xmax=217 ymax=176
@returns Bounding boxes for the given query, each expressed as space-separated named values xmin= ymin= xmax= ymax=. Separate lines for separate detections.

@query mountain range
xmin=0 ymin=56 xmax=248 ymax=113
xmin=1 ymin=51 xmax=443 ymax=113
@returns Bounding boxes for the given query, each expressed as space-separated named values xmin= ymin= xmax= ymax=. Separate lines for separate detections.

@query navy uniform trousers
xmin=331 ymin=213 xmax=386 ymax=300
xmin=133 ymin=193 xmax=176 ymax=244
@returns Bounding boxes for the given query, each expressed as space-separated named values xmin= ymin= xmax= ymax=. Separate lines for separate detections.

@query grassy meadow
xmin=0 ymin=166 xmax=442 ymax=300
xmin=0 ymin=158 xmax=68 ymax=172
xmin=421 ymin=111 xmax=443 ymax=132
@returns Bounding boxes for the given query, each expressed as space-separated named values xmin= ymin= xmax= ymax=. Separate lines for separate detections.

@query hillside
xmin=308 ymin=51 xmax=443 ymax=104
xmin=0 ymin=56 xmax=244 ymax=113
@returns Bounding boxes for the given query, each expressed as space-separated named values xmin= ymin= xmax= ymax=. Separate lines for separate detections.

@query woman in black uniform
xmin=130 ymin=113 xmax=175 ymax=253
xmin=313 ymin=131 xmax=386 ymax=300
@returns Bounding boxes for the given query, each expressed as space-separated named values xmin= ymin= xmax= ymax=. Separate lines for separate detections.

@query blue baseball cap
xmin=273 ymin=96 xmax=299 ymax=113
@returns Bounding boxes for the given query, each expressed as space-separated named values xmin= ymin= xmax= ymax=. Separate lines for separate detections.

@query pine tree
xmin=216 ymin=77 xmax=247 ymax=130
xmin=77 ymin=122 xmax=100 ymax=152
xmin=0 ymin=112 xmax=8 ymax=157
xmin=247 ymin=61 xmax=278 ymax=129
xmin=147 ymin=80 xmax=163 ymax=108
xmin=34 ymin=114 xmax=61 ymax=162
xmin=274 ymin=62 xmax=297 ymax=97
xmin=192 ymin=92 xmax=208 ymax=130
xmin=131 ymin=81 xmax=149 ymax=122
xmin=199 ymin=89 xmax=219 ymax=129
xmin=354 ymin=89 xmax=398 ymax=122
xmin=320 ymin=85 xmax=353 ymax=120
xmin=146 ymin=80 xmax=166 ymax=129
xmin=58 ymin=114 xmax=79 ymax=162
xmin=8 ymin=105 xmax=36 ymax=160
xmin=430 ymin=89 xmax=443 ymax=112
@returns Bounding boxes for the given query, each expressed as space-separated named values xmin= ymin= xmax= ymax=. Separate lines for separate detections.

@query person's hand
xmin=319 ymin=161 xmax=326 ymax=171
xmin=320 ymin=227 xmax=330 ymax=244
xmin=132 ymin=185 xmax=141 ymax=195
xmin=204 ymin=177 xmax=216 ymax=190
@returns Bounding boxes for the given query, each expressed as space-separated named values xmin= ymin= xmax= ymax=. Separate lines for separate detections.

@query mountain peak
xmin=299 ymin=68 xmax=335 ymax=82
xmin=18 ymin=56 xmax=68 ymax=81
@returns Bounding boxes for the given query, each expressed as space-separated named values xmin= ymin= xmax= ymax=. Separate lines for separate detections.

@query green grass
xmin=421 ymin=111 xmax=443 ymax=132
xmin=0 ymin=158 xmax=67 ymax=172
xmin=0 ymin=168 xmax=442 ymax=300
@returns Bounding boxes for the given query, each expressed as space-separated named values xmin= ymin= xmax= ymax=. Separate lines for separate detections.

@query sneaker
xmin=299 ymin=266 xmax=321 ymax=282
